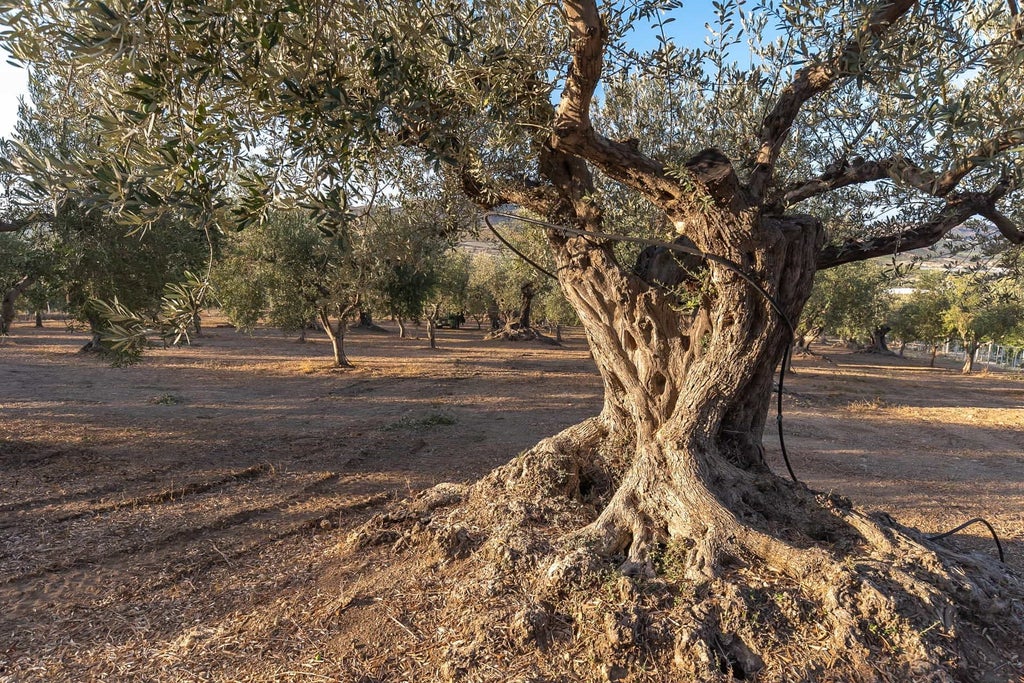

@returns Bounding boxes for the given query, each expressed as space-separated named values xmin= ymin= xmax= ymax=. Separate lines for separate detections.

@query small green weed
xmin=149 ymin=393 xmax=183 ymax=405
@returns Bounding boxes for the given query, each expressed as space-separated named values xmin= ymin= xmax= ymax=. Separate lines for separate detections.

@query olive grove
xmin=3 ymin=0 xmax=1024 ymax=679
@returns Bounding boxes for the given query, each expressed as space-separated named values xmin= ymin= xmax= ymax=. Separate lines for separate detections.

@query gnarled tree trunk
xmin=1 ymin=275 xmax=36 ymax=336
xmin=867 ymin=324 xmax=893 ymax=354
xmin=486 ymin=281 xmax=558 ymax=344
xmin=546 ymin=205 xmax=823 ymax=576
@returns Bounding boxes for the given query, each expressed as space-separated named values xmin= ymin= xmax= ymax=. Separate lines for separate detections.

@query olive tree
xmin=4 ymin=0 xmax=1024 ymax=678
xmin=944 ymin=273 xmax=1023 ymax=373
xmin=888 ymin=271 xmax=953 ymax=364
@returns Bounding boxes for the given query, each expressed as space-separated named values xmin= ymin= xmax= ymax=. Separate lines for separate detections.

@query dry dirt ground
xmin=1 ymin=321 xmax=1022 ymax=682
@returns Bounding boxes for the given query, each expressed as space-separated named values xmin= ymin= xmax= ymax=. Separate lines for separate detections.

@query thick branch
xmin=0 ymin=214 xmax=53 ymax=233
xmin=978 ymin=205 xmax=1024 ymax=244
xmin=777 ymin=129 xmax=1024 ymax=209
xmin=552 ymin=0 xmax=604 ymax=144
xmin=817 ymin=191 xmax=996 ymax=268
xmin=550 ymin=0 xmax=721 ymax=212
xmin=459 ymin=169 xmax=563 ymax=219
xmin=777 ymin=156 xmax=941 ymax=207
xmin=748 ymin=0 xmax=917 ymax=200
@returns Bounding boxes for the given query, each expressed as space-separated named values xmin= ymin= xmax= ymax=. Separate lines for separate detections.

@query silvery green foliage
xmin=1 ymin=0 xmax=1021 ymax=252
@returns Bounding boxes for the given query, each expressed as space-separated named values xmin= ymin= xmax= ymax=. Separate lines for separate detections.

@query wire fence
xmin=903 ymin=340 xmax=1024 ymax=370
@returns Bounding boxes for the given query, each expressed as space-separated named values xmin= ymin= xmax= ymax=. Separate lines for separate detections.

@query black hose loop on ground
xmin=927 ymin=517 xmax=1005 ymax=562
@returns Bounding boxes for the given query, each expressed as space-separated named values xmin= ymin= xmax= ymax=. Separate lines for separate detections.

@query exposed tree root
xmin=341 ymin=427 xmax=1023 ymax=682
xmin=485 ymin=323 xmax=562 ymax=345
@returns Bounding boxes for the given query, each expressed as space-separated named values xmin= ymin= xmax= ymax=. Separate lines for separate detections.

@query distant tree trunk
xmin=471 ymin=313 xmax=483 ymax=330
xmin=485 ymin=282 xmax=557 ymax=343
xmin=397 ymin=317 xmax=407 ymax=338
xmin=1 ymin=275 xmax=36 ymax=335
xmin=554 ymin=323 xmax=562 ymax=342
xmin=867 ymin=324 xmax=892 ymax=353
xmin=318 ymin=304 xmax=356 ymax=368
xmin=35 ymin=310 xmax=43 ymax=327
xmin=516 ymin=282 xmax=535 ymax=329
xmin=962 ymin=340 xmax=980 ymax=374
xmin=898 ymin=340 xmax=906 ymax=357
xmin=426 ymin=304 xmax=439 ymax=350
xmin=929 ymin=344 xmax=939 ymax=367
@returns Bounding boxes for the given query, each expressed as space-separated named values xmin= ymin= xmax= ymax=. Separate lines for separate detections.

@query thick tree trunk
xmin=867 ymin=324 xmax=893 ymax=353
xmin=485 ymin=282 xmax=559 ymax=344
xmin=35 ymin=310 xmax=43 ymax=328
xmin=426 ymin=304 xmax=438 ymax=350
xmin=546 ymin=211 xmax=824 ymax=573
xmin=516 ymin=282 xmax=535 ymax=329
xmin=1 ymin=275 xmax=36 ymax=335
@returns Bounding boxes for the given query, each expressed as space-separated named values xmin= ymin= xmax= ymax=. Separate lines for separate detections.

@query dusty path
xmin=1 ymin=324 xmax=1021 ymax=681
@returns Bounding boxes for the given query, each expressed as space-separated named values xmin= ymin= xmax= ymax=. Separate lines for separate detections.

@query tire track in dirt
xmin=0 ymin=462 xmax=400 ymax=632
xmin=0 ymin=463 xmax=272 ymax=521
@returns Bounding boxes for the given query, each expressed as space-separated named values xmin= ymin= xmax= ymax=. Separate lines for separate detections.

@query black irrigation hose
xmin=927 ymin=517 xmax=1005 ymax=563
xmin=483 ymin=217 xmax=558 ymax=280
xmin=484 ymin=211 xmax=801 ymax=483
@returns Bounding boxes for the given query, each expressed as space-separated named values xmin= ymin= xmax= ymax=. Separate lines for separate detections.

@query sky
xmin=1 ymin=59 xmax=28 ymax=138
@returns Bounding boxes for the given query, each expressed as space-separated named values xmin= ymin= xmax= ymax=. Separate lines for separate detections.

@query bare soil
xmin=1 ymin=322 xmax=1021 ymax=681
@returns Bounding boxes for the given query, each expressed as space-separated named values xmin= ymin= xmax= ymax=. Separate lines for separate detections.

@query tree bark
xmin=426 ymin=304 xmax=439 ymax=350
xmin=929 ymin=343 xmax=938 ymax=367
xmin=962 ymin=340 xmax=979 ymax=374
xmin=540 ymin=198 xmax=823 ymax=572
xmin=318 ymin=306 xmax=355 ymax=368
xmin=35 ymin=310 xmax=43 ymax=328
xmin=397 ymin=317 xmax=407 ymax=339
xmin=1 ymin=275 xmax=36 ymax=335
xmin=516 ymin=282 xmax=535 ymax=329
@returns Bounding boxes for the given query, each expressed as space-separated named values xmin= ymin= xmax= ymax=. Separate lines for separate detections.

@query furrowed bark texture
xmin=548 ymin=200 xmax=824 ymax=574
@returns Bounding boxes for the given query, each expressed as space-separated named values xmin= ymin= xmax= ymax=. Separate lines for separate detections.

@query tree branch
xmin=816 ymin=187 xmax=1010 ymax=268
xmin=777 ymin=128 xmax=1024 ymax=209
xmin=549 ymin=0 xmax=725 ymax=214
xmin=978 ymin=205 xmax=1024 ymax=244
xmin=0 ymin=221 xmax=24 ymax=233
xmin=458 ymin=168 xmax=563 ymax=219
xmin=0 ymin=216 xmax=48 ymax=233
xmin=930 ymin=129 xmax=1024 ymax=196
xmin=748 ymin=0 xmax=917 ymax=201
xmin=776 ymin=156 xmax=941 ymax=207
